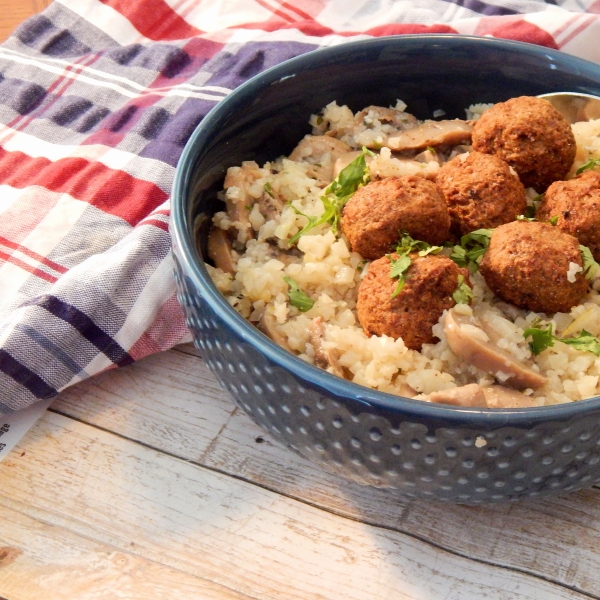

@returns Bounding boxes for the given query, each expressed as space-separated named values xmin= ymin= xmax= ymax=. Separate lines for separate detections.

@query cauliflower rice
xmin=206 ymin=100 xmax=600 ymax=407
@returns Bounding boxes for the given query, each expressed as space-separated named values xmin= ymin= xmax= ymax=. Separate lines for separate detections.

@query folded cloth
xmin=1 ymin=0 xmax=599 ymax=413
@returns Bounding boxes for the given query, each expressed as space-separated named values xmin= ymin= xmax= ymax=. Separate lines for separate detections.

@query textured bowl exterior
xmin=171 ymin=35 xmax=600 ymax=503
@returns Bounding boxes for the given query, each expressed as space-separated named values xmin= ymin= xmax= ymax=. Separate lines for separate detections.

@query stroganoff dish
xmin=204 ymin=96 xmax=600 ymax=409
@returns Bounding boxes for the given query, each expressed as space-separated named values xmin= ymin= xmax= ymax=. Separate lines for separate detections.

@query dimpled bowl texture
xmin=171 ymin=35 xmax=600 ymax=503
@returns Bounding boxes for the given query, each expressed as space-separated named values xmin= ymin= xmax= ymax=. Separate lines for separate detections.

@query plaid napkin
xmin=1 ymin=0 xmax=600 ymax=414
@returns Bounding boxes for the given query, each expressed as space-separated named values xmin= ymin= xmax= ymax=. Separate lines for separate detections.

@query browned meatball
xmin=436 ymin=151 xmax=527 ymax=236
xmin=537 ymin=170 xmax=600 ymax=261
xmin=479 ymin=221 xmax=588 ymax=314
xmin=357 ymin=253 xmax=468 ymax=350
xmin=472 ymin=96 xmax=576 ymax=192
xmin=341 ymin=175 xmax=451 ymax=260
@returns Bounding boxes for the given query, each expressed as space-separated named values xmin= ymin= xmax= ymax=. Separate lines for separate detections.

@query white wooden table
xmin=1 ymin=342 xmax=600 ymax=599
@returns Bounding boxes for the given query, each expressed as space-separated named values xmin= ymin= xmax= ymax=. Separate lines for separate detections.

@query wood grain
xmin=45 ymin=347 xmax=600 ymax=598
xmin=0 ymin=411 xmax=591 ymax=600
xmin=0 ymin=0 xmax=598 ymax=597
xmin=0 ymin=0 xmax=52 ymax=43
xmin=0 ymin=507 xmax=250 ymax=600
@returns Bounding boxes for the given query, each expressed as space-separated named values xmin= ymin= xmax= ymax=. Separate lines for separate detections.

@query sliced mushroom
xmin=225 ymin=200 xmax=253 ymax=243
xmin=207 ymin=226 xmax=236 ymax=275
xmin=309 ymin=317 xmax=345 ymax=378
xmin=289 ymin=135 xmax=352 ymax=184
xmin=443 ymin=309 xmax=547 ymax=390
xmin=428 ymin=383 xmax=487 ymax=407
xmin=428 ymin=383 xmax=538 ymax=408
xmin=354 ymin=105 xmax=419 ymax=130
xmin=258 ymin=312 xmax=293 ymax=353
xmin=223 ymin=165 xmax=262 ymax=243
xmin=258 ymin=189 xmax=285 ymax=221
xmin=482 ymin=385 xmax=539 ymax=409
xmin=581 ymin=99 xmax=600 ymax=122
xmin=333 ymin=151 xmax=374 ymax=179
xmin=413 ymin=147 xmax=442 ymax=165
xmin=384 ymin=119 xmax=473 ymax=152
xmin=366 ymin=151 xmax=440 ymax=181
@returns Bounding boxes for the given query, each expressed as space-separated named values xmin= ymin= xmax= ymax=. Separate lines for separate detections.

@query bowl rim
xmin=171 ymin=33 xmax=600 ymax=426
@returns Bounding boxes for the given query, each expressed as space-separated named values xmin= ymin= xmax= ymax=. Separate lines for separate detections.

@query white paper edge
xmin=0 ymin=399 xmax=53 ymax=461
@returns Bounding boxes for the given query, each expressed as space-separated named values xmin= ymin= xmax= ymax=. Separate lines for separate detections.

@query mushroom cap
xmin=443 ymin=309 xmax=547 ymax=390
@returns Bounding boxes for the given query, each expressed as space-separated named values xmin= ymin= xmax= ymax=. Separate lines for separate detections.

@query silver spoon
xmin=538 ymin=91 xmax=600 ymax=124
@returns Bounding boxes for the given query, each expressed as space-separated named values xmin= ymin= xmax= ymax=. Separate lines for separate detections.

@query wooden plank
xmin=0 ymin=506 xmax=250 ymax=600
xmin=0 ymin=0 xmax=53 ymax=43
xmin=0 ymin=412 xmax=589 ymax=600
xmin=50 ymin=347 xmax=600 ymax=596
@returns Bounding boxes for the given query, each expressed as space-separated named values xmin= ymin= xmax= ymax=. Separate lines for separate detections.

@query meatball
xmin=436 ymin=151 xmax=527 ymax=236
xmin=537 ymin=170 xmax=600 ymax=261
xmin=357 ymin=253 xmax=468 ymax=350
xmin=341 ymin=175 xmax=451 ymax=260
xmin=479 ymin=221 xmax=588 ymax=314
xmin=472 ymin=96 xmax=576 ymax=192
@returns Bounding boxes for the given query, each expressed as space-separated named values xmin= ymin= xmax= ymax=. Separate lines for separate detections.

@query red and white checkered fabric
xmin=1 ymin=0 xmax=599 ymax=413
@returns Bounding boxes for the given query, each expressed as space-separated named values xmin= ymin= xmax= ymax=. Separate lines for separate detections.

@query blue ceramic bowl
xmin=171 ymin=35 xmax=600 ymax=503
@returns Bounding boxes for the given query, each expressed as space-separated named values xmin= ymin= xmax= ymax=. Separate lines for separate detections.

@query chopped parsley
xmin=453 ymin=274 xmax=474 ymax=304
xmin=263 ymin=182 xmax=275 ymax=198
xmin=449 ymin=229 xmax=493 ymax=272
xmin=523 ymin=322 xmax=555 ymax=355
xmin=388 ymin=233 xmax=444 ymax=298
xmin=517 ymin=213 xmax=559 ymax=226
xmin=356 ymin=259 xmax=368 ymax=272
xmin=576 ymin=157 xmax=600 ymax=175
xmin=395 ymin=232 xmax=443 ymax=257
xmin=580 ymin=244 xmax=599 ymax=280
xmin=524 ymin=321 xmax=600 ymax=356
xmin=287 ymin=147 xmax=373 ymax=245
xmin=562 ymin=330 xmax=600 ymax=355
xmin=283 ymin=276 xmax=314 ymax=312
xmin=389 ymin=253 xmax=412 ymax=298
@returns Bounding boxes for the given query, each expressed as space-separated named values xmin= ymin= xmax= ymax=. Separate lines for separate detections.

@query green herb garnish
xmin=576 ymin=157 xmax=600 ymax=175
xmin=523 ymin=322 xmax=555 ymax=355
xmin=453 ymin=274 xmax=474 ymax=304
xmin=387 ymin=234 xmax=444 ymax=299
xmin=562 ymin=330 xmax=600 ymax=355
xmin=389 ymin=253 xmax=412 ymax=298
xmin=263 ymin=182 xmax=275 ymax=198
xmin=283 ymin=276 xmax=314 ymax=312
xmin=395 ymin=232 xmax=443 ymax=257
xmin=516 ymin=213 xmax=559 ymax=226
xmin=450 ymin=228 xmax=493 ymax=272
xmin=287 ymin=147 xmax=373 ymax=245
xmin=580 ymin=245 xmax=599 ymax=280
xmin=524 ymin=321 xmax=600 ymax=356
